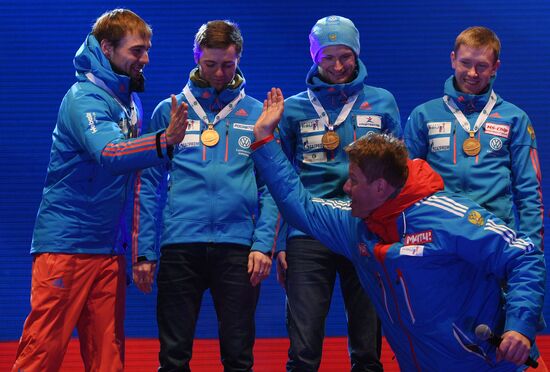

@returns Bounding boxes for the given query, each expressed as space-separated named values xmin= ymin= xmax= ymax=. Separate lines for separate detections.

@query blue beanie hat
xmin=309 ymin=15 xmax=360 ymax=62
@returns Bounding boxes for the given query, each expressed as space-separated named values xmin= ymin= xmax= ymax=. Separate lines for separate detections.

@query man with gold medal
xmin=405 ymin=27 xmax=544 ymax=255
xmin=132 ymin=20 xmax=281 ymax=371
xmin=276 ymin=16 xmax=402 ymax=371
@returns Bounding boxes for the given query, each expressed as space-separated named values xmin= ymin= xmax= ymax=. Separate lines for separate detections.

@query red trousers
xmin=12 ymin=253 xmax=126 ymax=372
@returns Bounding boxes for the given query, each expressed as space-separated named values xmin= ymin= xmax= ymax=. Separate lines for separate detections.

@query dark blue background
xmin=1 ymin=0 xmax=549 ymax=340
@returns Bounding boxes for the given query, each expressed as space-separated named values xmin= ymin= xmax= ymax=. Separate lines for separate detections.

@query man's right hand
xmin=133 ymin=261 xmax=157 ymax=294
xmin=165 ymin=94 xmax=189 ymax=146
xmin=253 ymin=88 xmax=284 ymax=141
xmin=276 ymin=251 xmax=288 ymax=288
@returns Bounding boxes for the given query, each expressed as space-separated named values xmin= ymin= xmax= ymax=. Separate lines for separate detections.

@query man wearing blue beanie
xmin=275 ymin=15 xmax=402 ymax=371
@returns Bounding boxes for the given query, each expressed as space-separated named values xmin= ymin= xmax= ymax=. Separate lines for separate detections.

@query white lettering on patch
xmin=427 ymin=121 xmax=452 ymax=135
xmin=404 ymin=230 xmax=433 ymax=245
xmin=429 ymin=137 xmax=450 ymax=152
xmin=356 ymin=115 xmax=382 ymax=129
xmin=485 ymin=123 xmax=510 ymax=138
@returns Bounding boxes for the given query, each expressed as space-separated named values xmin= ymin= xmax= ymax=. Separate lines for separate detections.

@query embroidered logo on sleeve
xmin=485 ymin=122 xmax=510 ymax=138
xmin=358 ymin=242 xmax=370 ymax=257
xmin=400 ymin=245 xmax=424 ymax=257
xmin=356 ymin=115 xmax=382 ymax=129
xmin=404 ymin=230 xmax=433 ymax=245
xmin=427 ymin=121 xmax=451 ymax=135
xmin=467 ymin=210 xmax=485 ymax=226
xmin=527 ymin=124 xmax=536 ymax=140
xmin=429 ymin=137 xmax=450 ymax=152
xmin=86 ymin=112 xmax=97 ymax=133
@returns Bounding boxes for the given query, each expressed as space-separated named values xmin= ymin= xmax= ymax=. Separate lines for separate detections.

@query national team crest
xmin=467 ymin=210 xmax=484 ymax=226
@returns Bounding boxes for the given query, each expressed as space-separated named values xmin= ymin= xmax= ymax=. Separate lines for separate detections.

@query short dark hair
xmin=193 ymin=20 xmax=243 ymax=62
xmin=345 ymin=133 xmax=409 ymax=188
xmin=92 ymin=9 xmax=152 ymax=48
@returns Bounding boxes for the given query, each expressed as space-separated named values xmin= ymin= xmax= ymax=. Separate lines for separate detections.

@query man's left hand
xmin=497 ymin=330 xmax=531 ymax=366
xmin=248 ymin=251 xmax=272 ymax=287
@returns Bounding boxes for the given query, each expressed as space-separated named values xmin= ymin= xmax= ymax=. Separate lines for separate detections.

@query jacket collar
xmin=365 ymin=159 xmax=444 ymax=243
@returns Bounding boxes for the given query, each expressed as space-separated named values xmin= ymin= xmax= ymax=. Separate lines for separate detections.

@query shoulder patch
xmin=527 ymin=124 xmax=536 ymax=140
xmin=467 ymin=210 xmax=484 ymax=226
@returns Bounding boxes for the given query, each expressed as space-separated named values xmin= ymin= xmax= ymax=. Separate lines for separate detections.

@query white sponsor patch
xmin=427 ymin=121 xmax=452 ymax=135
xmin=233 ymin=123 xmax=254 ymax=132
xmin=303 ymin=152 xmax=327 ymax=163
xmin=302 ymin=134 xmax=324 ymax=151
xmin=356 ymin=115 xmax=382 ymax=128
xmin=429 ymin=137 xmax=450 ymax=152
xmin=300 ymin=119 xmax=323 ymax=134
xmin=186 ymin=119 xmax=201 ymax=132
xmin=179 ymin=133 xmax=200 ymax=148
xmin=489 ymin=137 xmax=503 ymax=151
xmin=485 ymin=123 xmax=510 ymax=138
xmin=400 ymin=245 xmax=424 ymax=257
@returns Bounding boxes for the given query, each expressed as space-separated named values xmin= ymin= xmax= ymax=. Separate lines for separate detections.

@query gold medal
xmin=463 ymin=133 xmax=481 ymax=156
xmin=201 ymin=124 xmax=219 ymax=147
xmin=322 ymin=131 xmax=340 ymax=150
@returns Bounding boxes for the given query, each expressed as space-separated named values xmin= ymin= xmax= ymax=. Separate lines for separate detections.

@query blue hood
xmin=73 ymin=34 xmax=132 ymax=106
xmin=306 ymin=58 xmax=368 ymax=108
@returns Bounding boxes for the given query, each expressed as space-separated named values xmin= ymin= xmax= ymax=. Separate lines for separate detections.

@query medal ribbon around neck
xmin=183 ymin=84 xmax=245 ymax=146
xmin=85 ymin=72 xmax=138 ymax=133
xmin=443 ymin=90 xmax=497 ymax=140
xmin=307 ymin=89 xmax=359 ymax=132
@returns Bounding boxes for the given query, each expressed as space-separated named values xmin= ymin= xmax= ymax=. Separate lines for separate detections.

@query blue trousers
xmin=157 ymin=243 xmax=260 ymax=372
xmin=285 ymin=237 xmax=382 ymax=372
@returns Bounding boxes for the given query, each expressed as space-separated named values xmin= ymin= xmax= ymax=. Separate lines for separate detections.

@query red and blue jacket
xmin=251 ymin=138 xmax=545 ymax=371
xmin=31 ymin=34 xmax=172 ymax=255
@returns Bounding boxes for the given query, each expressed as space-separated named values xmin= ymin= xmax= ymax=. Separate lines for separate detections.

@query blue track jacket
xmin=278 ymin=59 xmax=401 ymax=242
xmin=133 ymin=70 xmax=281 ymax=261
xmin=31 ymin=35 xmax=172 ymax=255
xmin=251 ymin=139 xmax=545 ymax=371
xmin=404 ymin=76 xmax=543 ymax=250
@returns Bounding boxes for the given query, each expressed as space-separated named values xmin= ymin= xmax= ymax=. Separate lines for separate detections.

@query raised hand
xmin=165 ymin=94 xmax=189 ymax=146
xmin=253 ymin=88 xmax=284 ymax=141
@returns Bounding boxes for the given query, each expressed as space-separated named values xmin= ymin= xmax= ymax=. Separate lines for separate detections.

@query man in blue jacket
xmin=12 ymin=9 xmax=188 ymax=372
xmin=132 ymin=20 xmax=281 ymax=372
xmin=249 ymin=88 xmax=545 ymax=371
xmin=404 ymin=26 xmax=543 ymax=251
xmin=276 ymin=15 xmax=401 ymax=371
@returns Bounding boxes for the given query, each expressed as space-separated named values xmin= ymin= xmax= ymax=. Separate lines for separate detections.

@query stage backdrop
xmin=1 ymin=0 xmax=549 ymax=341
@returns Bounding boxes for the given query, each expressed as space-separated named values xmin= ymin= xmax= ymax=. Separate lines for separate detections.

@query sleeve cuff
xmin=251 ymin=134 xmax=275 ymax=151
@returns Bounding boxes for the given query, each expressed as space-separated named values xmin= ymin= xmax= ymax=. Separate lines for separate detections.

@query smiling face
xmin=103 ymin=32 xmax=151 ymax=80
xmin=195 ymin=45 xmax=239 ymax=92
xmin=451 ymin=44 xmax=500 ymax=95
xmin=316 ymin=45 xmax=357 ymax=84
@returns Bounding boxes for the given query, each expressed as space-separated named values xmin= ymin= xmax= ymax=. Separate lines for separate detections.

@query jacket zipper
xmin=396 ymin=269 xmax=416 ymax=324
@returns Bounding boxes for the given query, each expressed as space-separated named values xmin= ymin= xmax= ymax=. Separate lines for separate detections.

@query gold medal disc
xmin=201 ymin=128 xmax=220 ymax=147
xmin=462 ymin=137 xmax=481 ymax=156
xmin=322 ymin=131 xmax=340 ymax=150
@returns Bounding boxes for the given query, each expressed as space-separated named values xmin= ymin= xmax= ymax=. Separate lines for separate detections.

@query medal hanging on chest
xmin=201 ymin=123 xmax=220 ymax=147
xmin=322 ymin=130 xmax=340 ymax=150
xmin=443 ymin=91 xmax=497 ymax=158
xmin=462 ymin=131 xmax=481 ymax=156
